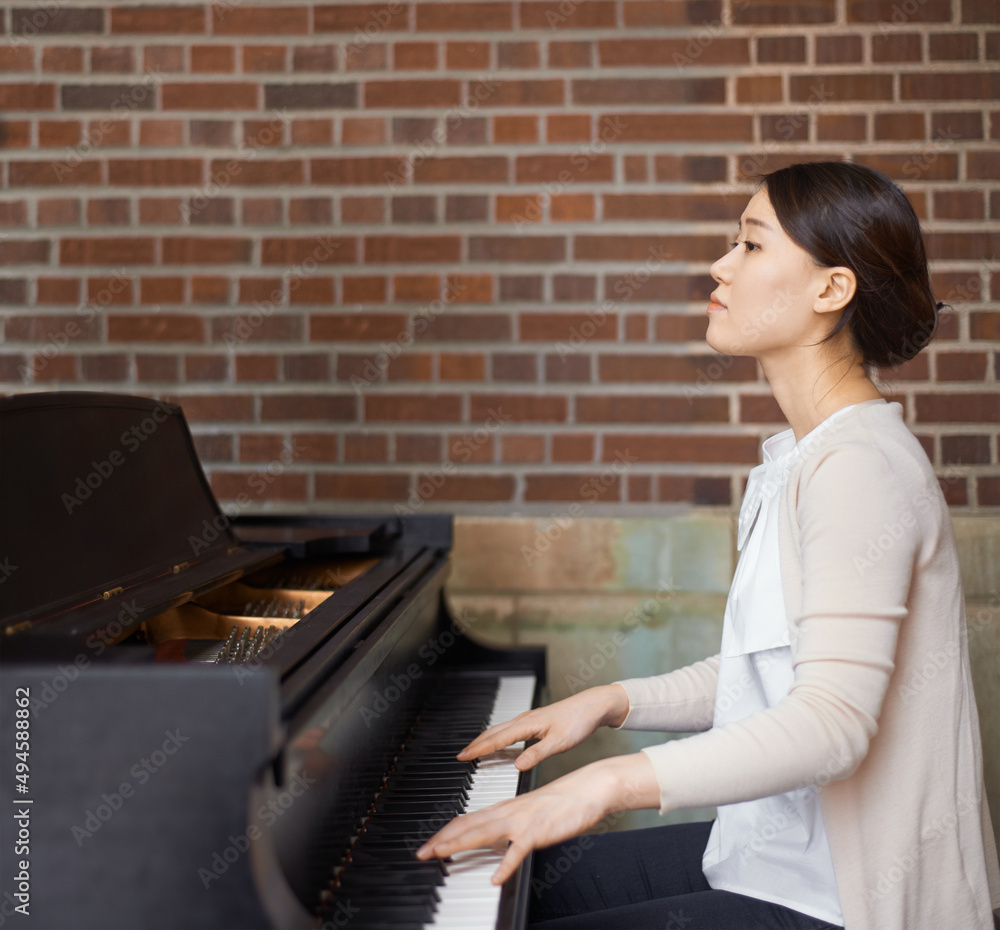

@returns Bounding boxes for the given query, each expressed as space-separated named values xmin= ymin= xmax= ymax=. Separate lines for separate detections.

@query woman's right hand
xmin=457 ymin=683 xmax=630 ymax=772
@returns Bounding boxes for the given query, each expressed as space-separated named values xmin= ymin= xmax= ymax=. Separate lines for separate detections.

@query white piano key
xmin=429 ymin=674 xmax=537 ymax=930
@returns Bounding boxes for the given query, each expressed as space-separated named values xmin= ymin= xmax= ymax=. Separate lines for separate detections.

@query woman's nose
xmin=710 ymin=253 xmax=730 ymax=284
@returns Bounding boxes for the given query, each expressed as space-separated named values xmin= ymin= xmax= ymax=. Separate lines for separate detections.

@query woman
xmin=418 ymin=162 xmax=1000 ymax=929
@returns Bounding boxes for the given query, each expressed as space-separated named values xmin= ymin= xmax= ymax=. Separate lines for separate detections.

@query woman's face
xmin=707 ymin=188 xmax=835 ymax=362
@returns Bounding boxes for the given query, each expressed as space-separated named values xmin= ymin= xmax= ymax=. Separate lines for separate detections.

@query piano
xmin=0 ymin=391 xmax=546 ymax=930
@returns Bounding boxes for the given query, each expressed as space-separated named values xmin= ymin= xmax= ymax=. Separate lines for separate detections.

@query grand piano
xmin=0 ymin=392 xmax=546 ymax=930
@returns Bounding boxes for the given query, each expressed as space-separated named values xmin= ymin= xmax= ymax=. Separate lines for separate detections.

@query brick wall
xmin=1 ymin=0 xmax=997 ymax=516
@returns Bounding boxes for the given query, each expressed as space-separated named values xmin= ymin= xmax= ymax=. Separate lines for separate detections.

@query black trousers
xmin=527 ymin=820 xmax=844 ymax=930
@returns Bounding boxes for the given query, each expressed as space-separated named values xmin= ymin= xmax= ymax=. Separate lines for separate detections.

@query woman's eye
xmin=743 ymin=240 xmax=760 ymax=253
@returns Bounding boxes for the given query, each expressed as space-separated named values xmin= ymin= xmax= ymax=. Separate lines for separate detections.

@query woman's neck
xmin=761 ymin=348 xmax=884 ymax=442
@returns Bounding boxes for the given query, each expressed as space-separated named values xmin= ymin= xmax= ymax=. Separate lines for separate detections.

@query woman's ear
xmin=814 ymin=266 xmax=856 ymax=315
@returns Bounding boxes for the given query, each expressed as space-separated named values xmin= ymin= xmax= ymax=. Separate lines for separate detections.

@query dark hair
xmin=760 ymin=161 xmax=941 ymax=369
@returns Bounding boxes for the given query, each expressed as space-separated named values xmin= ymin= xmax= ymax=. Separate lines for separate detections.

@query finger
xmin=491 ymin=841 xmax=530 ymax=886
xmin=416 ymin=813 xmax=511 ymax=860
xmin=458 ymin=719 xmax=538 ymax=760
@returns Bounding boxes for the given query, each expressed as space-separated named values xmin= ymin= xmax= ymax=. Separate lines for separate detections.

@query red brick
xmin=600 ymin=37 xmax=748 ymax=66
xmin=413 ymin=157 xmax=509 ymax=184
xmin=185 ymin=353 xmax=229 ymax=380
xmin=108 ymin=314 xmax=205 ymax=342
xmin=446 ymin=275 xmax=493 ymax=303
xmin=491 ymin=353 xmax=537 ymax=381
xmin=574 ymin=77 xmax=724 ymax=105
xmin=343 ymin=433 xmax=386 ymax=463
xmin=524 ymin=472 xmax=621 ymax=502
xmin=623 ymin=1 xmax=724 ymax=26
xmin=108 ymin=158 xmax=204 ymax=186
xmin=0 ymin=83 xmax=56 ymax=110
xmin=234 ymin=354 xmax=279 ymax=381
xmin=938 ymin=474 xmax=969 ymax=506
xmin=416 ymin=2 xmax=512 ymax=30
xmin=340 ymin=117 xmax=384 ymax=145
xmin=817 ymin=114 xmax=868 ymax=141
xmin=445 ymin=42 xmax=491 ymax=70
xmin=191 ymin=44 xmax=235 ymax=73
xmin=0 ymin=201 xmax=28 ymax=227
xmin=0 ymin=121 xmax=31 ymax=148
xmin=312 ymin=156 xmax=408 ymax=185
xmin=260 ymin=393 xmax=355 ymax=421
xmin=520 ymin=313 xmax=617 ymax=342
xmin=604 ymin=192 xmax=749 ymax=221
xmin=664 ymin=150 xmax=731 ymax=181
xmin=658 ymin=476 xmax=731 ymax=505
xmin=291 ymin=118 xmax=334 ymax=146
xmin=848 ymin=0 xmax=951 ymax=20
xmin=139 ymin=119 xmax=184 ymax=146
xmin=9 ymin=160 xmax=102 ymax=187
xmin=498 ymin=41 xmax=540 ymax=69
xmin=419 ymin=474 xmax=515 ymax=502
xmin=856 ymin=152 xmax=958 ymax=181
xmin=261 ymin=236 xmax=357 ymax=265
xmin=140 ymin=276 xmax=185 ymax=304
xmin=925 ymin=232 xmax=1000 ymax=261
xmin=416 ymin=315 xmax=512 ymax=342
xmin=395 ymin=41 xmax=437 ymax=70
xmin=162 ymin=237 xmax=252 ymax=265
xmin=36 ymin=198 xmax=82 ymax=225
xmin=393 ymin=275 xmax=440 ymax=302
xmin=35 ymin=120 xmax=78 ymax=148
xmin=191 ymin=275 xmax=230 ymax=304
xmin=970 ymin=313 xmax=1000 ymax=339
xmin=343 ymin=43 xmax=387 ymax=71
xmin=604 ymin=433 xmax=759 ymax=464
xmin=396 ymin=434 xmax=441 ymax=461
xmin=91 ymin=46 xmax=135 ymax=73
xmin=936 ymin=352 xmax=988 ymax=381
xmin=914 ymin=393 xmax=1000 ymax=422
xmin=934 ymin=190 xmax=985 ymax=221
xmin=143 ymin=45 xmax=185 ymax=72
xmin=501 ymin=435 xmax=546 ymax=463
xmin=577 ymin=395 xmax=728 ymax=423
xmin=162 ymin=83 xmax=258 ymax=109
xmin=60 ymin=237 xmax=153 ymax=264
xmin=316 ymin=473 xmax=410 ymax=500
xmin=365 ymin=394 xmax=463 ymax=422
xmin=576 ymin=234 xmax=717 ymax=263
xmin=469 ymin=236 xmax=565 ymax=263
xmin=86 ymin=274 xmax=134 ymax=306
xmin=969 ymin=152 xmax=1000 ymax=180
xmin=136 ymin=354 xmax=180 ymax=383
xmin=341 ymin=276 xmax=387 ymax=304
xmin=32 ymin=355 xmax=79 ymax=381
xmin=364 ymin=236 xmax=461 ymax=264
xmin=365 ymin=80 xmax=460 ymax=108
xmin=243 ymin=45 xmax=286 ymax=72
xmin=41 ymin=46 xmax=85 ymax=72
xmin=138 ymin=197 xmax=183 ymax=224
xmin=311 ymin=313 xmax=408 ymax=341
xmin=292 ymin=44 xmax=338 ymax=72
xmin=36 ymin=277 xmax=80 ymax=304
xmin=235 ymin=198 xmax=279 ymax=225
xmin=977 ymin=477 xmax=1000 ymax=506
xmin=448 ymin=430 xmax=493 ymax=463
xmin=546 ymin=114 xmax=591 ymax=143
xmin=552 ymin=434 xmax=595 ymax=463
xmin=734 ymin=0 xmax=834 ymax=22
xmin=211 ymin=5 xmax=309 ymax=34
xmin=739 ymin=394 xmax=786 ymax=423
xmin=548 ymin=41 xmax=592 ymax=68
xmin=902 ymin=72 xmax=1000 ymax=100
xmin=0 ymin=47 xmax=35 ymax=72
xmin=469 ymin=394 xmax=566 ymax=422
xmin=601 ymin=112 xmax=752 ymax=143
xmin=874 ymin=112 xmax=925 ymax=141
xmin=440 ymin=353 xmax=486 ymax=381
xmin=599 ymin=353 xmax=757 ymax=382
xmin=313 ymin=4 xmax=411 ymax=31
xmin=515 ymin=154 xmax=612 ymax=184
xmin=111 ymin=6 xmax=205 ymax=33
xmin=521 ymin=0 xmax=616 ymax=27
xmin=497 ymin=194 xmax=543 ymax=223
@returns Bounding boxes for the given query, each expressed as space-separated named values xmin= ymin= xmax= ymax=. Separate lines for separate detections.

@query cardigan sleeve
xmin=640 ymin=442 xmax=919 ymax=813
xmin=613 ymin=654 xmax=720 ymax=733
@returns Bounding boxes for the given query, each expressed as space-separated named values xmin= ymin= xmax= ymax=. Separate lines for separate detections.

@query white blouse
xmin=701 ymin=407 xmax=858 ymax=927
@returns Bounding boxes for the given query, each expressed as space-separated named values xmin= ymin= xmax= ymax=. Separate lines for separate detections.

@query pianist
xmin=418 ymin=162 xmax=1000 ymax=929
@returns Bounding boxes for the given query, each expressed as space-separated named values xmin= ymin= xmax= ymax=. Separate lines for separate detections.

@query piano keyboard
xmin=319 ymin=673 xmax=536 ymax=930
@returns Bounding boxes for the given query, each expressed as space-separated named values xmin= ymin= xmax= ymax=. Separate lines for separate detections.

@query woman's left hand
xmin=415 ymin=753 xmax=660 ymax=885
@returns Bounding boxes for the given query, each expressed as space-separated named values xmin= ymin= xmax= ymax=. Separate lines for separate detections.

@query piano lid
xmin=0 ymin=391 xmax=276 ymax=630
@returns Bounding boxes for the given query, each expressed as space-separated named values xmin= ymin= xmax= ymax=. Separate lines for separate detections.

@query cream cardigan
xmin=617 ymin=399 xmax=1000 ymax=930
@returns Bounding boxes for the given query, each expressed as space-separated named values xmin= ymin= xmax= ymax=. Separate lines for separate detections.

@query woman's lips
xmin=706 ymin=300 xmax=727 ymax=313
